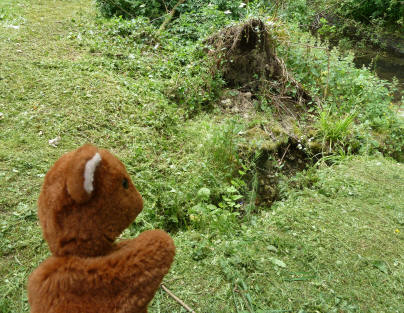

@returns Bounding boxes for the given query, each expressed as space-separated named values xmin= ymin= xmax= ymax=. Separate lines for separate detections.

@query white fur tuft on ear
xmin=83 ymin=152 xmax=102 ymax=194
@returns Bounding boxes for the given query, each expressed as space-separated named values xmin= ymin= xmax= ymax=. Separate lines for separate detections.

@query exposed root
xmin=207 ymin=19 xmax=316 ymax=113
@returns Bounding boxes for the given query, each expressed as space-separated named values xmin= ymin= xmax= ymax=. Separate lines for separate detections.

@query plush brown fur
xmin=28 ymin=144 xmax=175 ymax=313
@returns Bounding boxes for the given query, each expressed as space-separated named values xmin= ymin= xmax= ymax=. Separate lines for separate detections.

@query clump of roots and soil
xmin=207 ymin=19 xmax=321 ymax=205
xmin=239 ymin=123 xmax=318 ymax=206
xmin=207 ymin=19 xmax=316 ymax=110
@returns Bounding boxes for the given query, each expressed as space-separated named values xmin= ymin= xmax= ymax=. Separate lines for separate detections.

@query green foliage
xmin=188 ymin=186 xmax=241 ymax=233
xmin=103 ymin=16 xmax=157 ymax=41
xmin=95 ymin=0 xmax=172 ymax=20
xmin=275 ymin=30 xmax=403 ymax=156
xmin=278 ymin=0 xmax=403 ymax=54
xmin=166 ymin=46 xmax=225 ymax=113
xmin=0 ymin=8 xmax=9 ymax=21
xmin=95 ymin=0 xmax=246 ymax=21
xmin=336 ymin=0 xmax=404 ymax=28
xmin=318 ymin=17 xmax=337 ymax=37
xmin=169 ymin=5 xmax=232 ymax=42
xmin=316 ymin=110 xmax=355 ymax=151
xmin=152 ymin=156 xmax=404 ymax=312
xmin=278 ymin=0 xmax=314 ymax=25
xmin=0 ymin=297 xmax=11 ymax=313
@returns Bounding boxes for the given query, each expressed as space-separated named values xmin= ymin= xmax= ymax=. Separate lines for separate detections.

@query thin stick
xmin=158 ymin=0 xmax=186 ymax=32
xmin=324 ymin=48 xmax=330 ymax=99
xmin=161 ymin=284 xmax=196 ymax=313
xmin=278 ymin=143 xmax=291 ymax=165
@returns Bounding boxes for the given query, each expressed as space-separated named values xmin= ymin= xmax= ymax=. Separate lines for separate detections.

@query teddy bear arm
xmin=29 ymin=230 xmax=174 ymax=313
xmin=107 ymin=229 xmax=175 ymax=281
xmin=83 ymin=229 xmax=175 ymax=311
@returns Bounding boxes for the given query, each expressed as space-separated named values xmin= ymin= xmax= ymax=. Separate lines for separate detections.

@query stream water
xmin=355 ymin=51 xmax=404 ymax=105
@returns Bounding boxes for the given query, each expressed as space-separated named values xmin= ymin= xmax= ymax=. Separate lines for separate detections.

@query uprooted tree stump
xmin=207 ymin=19 xmax=321 ymax=206
xmin=207 ymin=19 xmax=314 ymax=110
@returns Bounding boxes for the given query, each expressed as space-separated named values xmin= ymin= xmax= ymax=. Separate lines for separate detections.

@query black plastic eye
xmin=122 ymin=178 xmax=129 ymax=189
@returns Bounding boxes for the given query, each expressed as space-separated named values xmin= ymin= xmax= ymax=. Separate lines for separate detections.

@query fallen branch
xmin=158 ymin=0 xmax=186 ymax=33
xmin=161 ymin=284 xmax=196 ymax=313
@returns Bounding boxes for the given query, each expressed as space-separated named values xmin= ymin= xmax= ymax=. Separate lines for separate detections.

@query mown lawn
xmin=159 ymin=157 xmax=404 ymax=312
xmin=0 ymin=1 xmax=403 ymax=312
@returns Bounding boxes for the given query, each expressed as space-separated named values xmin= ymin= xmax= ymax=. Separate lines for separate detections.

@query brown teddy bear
xmin=28 ymin=144 xmax=175 ymax=313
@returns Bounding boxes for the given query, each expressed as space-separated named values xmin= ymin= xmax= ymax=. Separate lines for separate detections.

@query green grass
xmin=151 ymin=156 xmax=403 ymax=312
xmin=0 ymin=1 xmax=403 ymax=312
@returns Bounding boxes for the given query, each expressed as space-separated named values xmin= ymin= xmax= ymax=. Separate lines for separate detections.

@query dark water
xmin=355 ymin=52 xmax=404 ymax=103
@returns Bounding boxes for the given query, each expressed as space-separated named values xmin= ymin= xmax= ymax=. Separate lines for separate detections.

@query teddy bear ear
xmin=66 ymin=144 xmax=102 ymax=204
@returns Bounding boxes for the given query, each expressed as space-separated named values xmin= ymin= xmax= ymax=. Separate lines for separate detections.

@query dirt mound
xmin=207 ymin=19 xmax=314 ymax=109
xmin=239 ymin=123 xmax=317 ymax=206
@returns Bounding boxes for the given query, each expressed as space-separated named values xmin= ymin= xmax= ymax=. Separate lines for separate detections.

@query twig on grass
xmin=161 ymin=284 xmax=196 ymax=313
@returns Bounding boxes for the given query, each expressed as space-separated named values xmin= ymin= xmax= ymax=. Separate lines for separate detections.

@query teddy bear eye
xmin=122 ymin=178 xmax=129 ymax=189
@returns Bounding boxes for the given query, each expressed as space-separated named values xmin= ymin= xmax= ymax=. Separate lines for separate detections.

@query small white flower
xmin=239 ymin=3 xmax=246 ymax=8
xmin=224 ymin=10 xmax=232 ymax=14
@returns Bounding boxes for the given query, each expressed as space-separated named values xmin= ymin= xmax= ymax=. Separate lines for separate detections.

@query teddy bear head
xmin=38 ymin=144 xmax=143 ymax=257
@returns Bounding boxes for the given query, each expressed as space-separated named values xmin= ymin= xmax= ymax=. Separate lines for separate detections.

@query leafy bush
xmin=165 ymin=44 xmax=225 ymax=114
xmin=95 ymin=0 xmax=173 ymax=20
xmin=169 ymin=5 xmax=232 ymax=41
xmin=336 ymin=0 xmax=404 ymax=27
xmin=271 ymin=22 xmax=403 ymax=156
xmin=95 ymin=0 xmax=246 ymax=22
